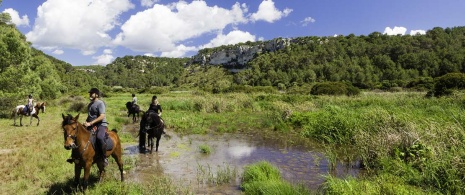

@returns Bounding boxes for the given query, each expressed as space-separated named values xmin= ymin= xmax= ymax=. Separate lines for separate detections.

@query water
xmin=123 ymin=126 xmax=360 ymax=194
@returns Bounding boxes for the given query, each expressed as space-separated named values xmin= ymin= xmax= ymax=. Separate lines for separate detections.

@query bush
xmin=431 ymin=73 xmax=465 ymax=97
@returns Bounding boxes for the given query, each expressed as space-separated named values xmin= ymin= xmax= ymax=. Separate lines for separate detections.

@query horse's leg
xmin=96 ymin=162 xmax=106 ymax=183
xmin=34 ymin=115 xmax=40 ymax=126
xmin=29 ymin=115 xmax=33 ymax=126
xmin=83 ymin=161 xmax=92 ymax=190
xmin=148 ymin=137 xmax=153 ymax=154
xmin=111 ymin=148 xmax=125 ymax=181
xmin=20 ymin=115 xmax=23 ymax=126
xmin=156 ymin=135 xmax=161 ymax=152
xmin=74 ymin=164 xmax=82 ymax=187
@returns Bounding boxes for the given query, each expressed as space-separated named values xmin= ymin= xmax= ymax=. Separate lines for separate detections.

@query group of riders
xmin=65 ymin=88 xmax=164 ymax=166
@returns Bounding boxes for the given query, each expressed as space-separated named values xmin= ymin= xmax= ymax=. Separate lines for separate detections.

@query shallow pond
xmin=122 ymin=125 xmax=360 ymax=194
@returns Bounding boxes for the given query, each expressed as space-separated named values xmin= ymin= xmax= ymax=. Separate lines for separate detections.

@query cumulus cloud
xmin=160 ymin=44 xmax=197 ymax=58
xmin=113 ymin=1 xmax=248 ymax=53
xmin=140 ymin=0 xmax=159 ymax=8
xmin=93 ymin=49 xmax=114 ymax=65
xmin=384 ymin=26 xmax=407 ymax=35
xmin=250 ymin=0 xmax=292 ymax=23
xmin=200 ymin=30 xmax=256 ymax=49
xmin=26 ymin=0 xmax=134 ymax=55
xmin=410 ymin=30 xmax=426 ymax=35
xmin=2 ymin=8 xmax=29 ymax=27
xmin=300 ymin=17 xmax=315 ymax=27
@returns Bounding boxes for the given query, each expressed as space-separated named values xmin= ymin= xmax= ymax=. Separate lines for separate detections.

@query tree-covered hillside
xmin=2 ymin=0 xmax=465 ymax=97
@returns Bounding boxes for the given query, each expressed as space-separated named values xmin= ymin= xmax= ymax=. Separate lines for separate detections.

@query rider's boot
xmin=102 ymin=142 xmax=108 ymax=166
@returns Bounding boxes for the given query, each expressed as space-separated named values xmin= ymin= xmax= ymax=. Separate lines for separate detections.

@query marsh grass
xmin=241 ymin=161 xmax=311 ymax=195
xmin=196 ymin=163 xmax=238 ymax=185
xmin=198 ymin=144 xmax=212 ymax=154
xmin=3 ymin=91 xmax=465 ymax=194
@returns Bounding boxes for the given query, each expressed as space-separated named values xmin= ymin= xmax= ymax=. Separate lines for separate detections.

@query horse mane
xmin=62 ymin=114 xmax=75 ymax=126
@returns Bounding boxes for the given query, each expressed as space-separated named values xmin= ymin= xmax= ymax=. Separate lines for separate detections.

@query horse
xmin=125 ymin=102 xmax=140 ymax=123
xmin=61 ymin=113 xmax=124 ymax=190
xmin=140 ymin=111 xmax=165 ymax=154
xmin=12 ymin=102 xmax=46 ymax=126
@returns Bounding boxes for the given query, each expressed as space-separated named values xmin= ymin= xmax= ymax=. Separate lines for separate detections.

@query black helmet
xmin=152 ymin=95 xmax=157 ymax=100
xmin=88 ymin=88 xmax=100 ymax=95
xmin=28 ymin=94 xmax=32 ymax=98
xmin=132 ymin=93 xmax=135 ymax=97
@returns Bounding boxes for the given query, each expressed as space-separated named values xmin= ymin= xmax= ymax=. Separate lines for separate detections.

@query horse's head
xmin=143 ymin=111 xmax=162 ymax=130
xmin=62 ymin=113 xmax=80 ymax=150
xmin=36 ymin=102 xmax=46 ymax=113
xmin=126 ymin=102 xmax=132 ymax=109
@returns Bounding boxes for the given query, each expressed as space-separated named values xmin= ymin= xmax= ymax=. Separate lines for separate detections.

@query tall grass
xmin=2 ymin=91 xmax=465 ymax=194
xmin=241 ymin=161 xmax=311 ymax=195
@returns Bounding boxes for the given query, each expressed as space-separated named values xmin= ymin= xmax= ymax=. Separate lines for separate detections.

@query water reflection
xmin=124 ymin=132 xmax=360 ymax=193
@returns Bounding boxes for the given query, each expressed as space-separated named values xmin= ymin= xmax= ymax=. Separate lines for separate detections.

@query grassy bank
xmin=1 ymin=91 xmax=463 ymax=194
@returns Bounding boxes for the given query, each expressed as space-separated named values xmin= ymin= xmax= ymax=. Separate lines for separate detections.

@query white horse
xmin=12 ymin=102 xmax=45 ymax=126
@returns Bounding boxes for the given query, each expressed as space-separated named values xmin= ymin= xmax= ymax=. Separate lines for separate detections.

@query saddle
xmin=88 ymin=126 xmax=114 ymax=152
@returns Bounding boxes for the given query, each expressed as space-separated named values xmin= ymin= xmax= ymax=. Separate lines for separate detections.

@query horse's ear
xmin=74 ymin=113 xmax=80 ymax=121
xmin=62 ymin=113 xmax=65 ymax=120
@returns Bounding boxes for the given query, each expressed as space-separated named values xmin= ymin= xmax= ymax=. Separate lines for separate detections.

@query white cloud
xmin=26 ymin=0 xmax=134 ymax=55
xmin=383 ymin=26 xmax=407 ymax=35
xmin=141 ymin=0 xmax=159 ymax=8
xmin=113 ymin=1 xmax=248 ymax=54
xmin=201 ymin=30 xmax=256 ymax=49
xmin=160 ymin=44 xmax=197 ymax=58
xmin=410 ymin=30 xmax=426 ymax=35
xmin=300 ymin=17 xmax=315 ymax=27
xmin=93 ymin=49 xmax=114 ymax=65
xmin=52 ymin=49 xmax=64 ymax=55
xmin=250 ymin=0 xmax=292 ymax=23
xmin=2 ymin=8 xmax=29 ymax=27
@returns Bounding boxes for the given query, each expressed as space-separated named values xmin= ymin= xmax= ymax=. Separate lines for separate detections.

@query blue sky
xmin=2 ymin=0 xmax=464 ymax=66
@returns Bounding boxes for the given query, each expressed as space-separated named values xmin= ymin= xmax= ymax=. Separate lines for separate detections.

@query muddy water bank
xmin=122 ymin=124 xmax=361 ymax=194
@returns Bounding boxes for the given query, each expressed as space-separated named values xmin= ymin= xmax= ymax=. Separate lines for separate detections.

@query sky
xmin=1 ymin=0 xmax=465 ymax=66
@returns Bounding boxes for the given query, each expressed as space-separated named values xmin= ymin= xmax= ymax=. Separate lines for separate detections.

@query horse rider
xmin=131 ymin=93 xmax=138 ymax=109
xmin=83 ymin=88 xmax=109 ymax=166
xmin=147 ymin=95 xmax=165 ymax=134
xmin=24 ymin=94 xmax=34 ymax=116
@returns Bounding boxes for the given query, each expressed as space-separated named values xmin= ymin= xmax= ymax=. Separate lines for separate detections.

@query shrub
xmin=431 ymin=73 xmax=465 ymax=97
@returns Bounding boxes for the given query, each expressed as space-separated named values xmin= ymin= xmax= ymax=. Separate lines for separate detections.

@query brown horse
xmin=61 ymin=113 xmax=124 ymax=190
xmin=140 ymin=111 xmax=165 ymax=154
xmin=12 ymin=102 xmax=46 ymax=126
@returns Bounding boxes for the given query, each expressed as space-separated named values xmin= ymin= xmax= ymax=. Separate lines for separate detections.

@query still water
xmin=123 ymin=127 xmax=360 ymax=194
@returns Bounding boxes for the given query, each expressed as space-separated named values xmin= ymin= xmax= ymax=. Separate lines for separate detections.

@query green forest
xmin=2 ymin=5 xmax=465 ymax=100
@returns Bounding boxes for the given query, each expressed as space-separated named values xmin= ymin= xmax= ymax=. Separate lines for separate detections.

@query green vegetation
xmin=241 ymin=161 xmax=310 ymax=195
xmin=198 ymin=144 xmax=212 ymax=154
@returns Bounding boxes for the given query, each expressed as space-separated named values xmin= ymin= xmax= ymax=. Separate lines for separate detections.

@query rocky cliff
xmin=189 ymin=38 xmax=293 ymax=72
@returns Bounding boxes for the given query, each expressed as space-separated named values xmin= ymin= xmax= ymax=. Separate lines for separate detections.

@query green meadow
xmin=1 ymin=91 xmax=464 ymax=194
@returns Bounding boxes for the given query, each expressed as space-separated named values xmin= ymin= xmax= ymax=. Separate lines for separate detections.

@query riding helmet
xmin=132 ymin=93 xmax=135 ymax=97
xmin=28 ymin=94 xmax=32 ymax=98
xmin=152 ymin=95 xmax=157 ymax=100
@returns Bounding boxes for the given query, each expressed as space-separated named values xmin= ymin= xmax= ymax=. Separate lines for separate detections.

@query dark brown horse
xmin=12 ymin=102 xmax=46 ymax=126
xmin=61 ymin=113 xmax=124 ymax=190
xmin=125 ymin=102 xmax=140 ymax=123
xmin=140 ymin=111 xmax=164 ymax=154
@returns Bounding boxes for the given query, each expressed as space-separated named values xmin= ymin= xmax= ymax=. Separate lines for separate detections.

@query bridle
xmin=145 ymin=112 xmax=164 ymax=131
xmin=64 ymin=121 xmax=91 ymax=154
xmin=64 ymin=121 xmax=79 ymax=148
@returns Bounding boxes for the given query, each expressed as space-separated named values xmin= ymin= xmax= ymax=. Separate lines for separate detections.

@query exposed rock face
xmin=189 ymin=38 xmax=293 ymax=71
